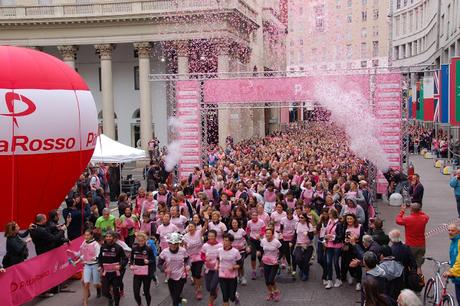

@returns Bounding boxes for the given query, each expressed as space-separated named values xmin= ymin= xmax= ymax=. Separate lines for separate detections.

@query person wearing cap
xmin=98 ymin=230 xmax=127 ymax=306
xmin=158 ymin=232 xmax=189 ymax=306
xmin=449 ymin=170 xmax=460 ymax=218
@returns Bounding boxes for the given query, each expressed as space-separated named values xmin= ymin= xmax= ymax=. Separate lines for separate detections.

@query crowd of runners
xmin=2 ymin=122 xmax=429 ymax=306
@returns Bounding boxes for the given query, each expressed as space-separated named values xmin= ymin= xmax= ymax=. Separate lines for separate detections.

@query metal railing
xmin=0 ymin=0 xmax=258 ymax=23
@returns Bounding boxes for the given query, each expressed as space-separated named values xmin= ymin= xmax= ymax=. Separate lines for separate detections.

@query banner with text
xmin=176 ymin=80 xmax=202 ymax=179
xmin=0 ymin=236 xmax=83 ymax=306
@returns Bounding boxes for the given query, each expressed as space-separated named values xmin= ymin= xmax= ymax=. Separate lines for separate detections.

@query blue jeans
xmin=317 ymin=241 xmax=327 ymax=280
xmin=455 ymin=284 xmax=460 ymax=306
xmin=325 ymin=247 xmax=341 ymax=281
xmin=456 ymin=196 xmax=460 ymax=218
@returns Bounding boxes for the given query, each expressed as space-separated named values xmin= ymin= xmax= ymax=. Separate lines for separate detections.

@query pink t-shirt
xmin=208 ymin=222 xmax=227 ymax=242
xmin=183 ymin=231 xmax=203 ymax=263
xmin=201 ymin=242 xmax=222 ymax=272
xmin=285 ymin=198 xmax=297 ymax=209
xmin=219 ymin=201 xmax=232 ymax=217
xmin=229 ymin=228 xmax=246 ymax=251
xmin=301 ymin=188 xmax=314 ymax=205
xmin=270 ymin=211 xmax=287 ymax=232
xmin=218 ymin=247 xmax=241 ymax=279
xmin=345 ymin=224 xmax=361 ymax=239
xmin=157 ymin=223 xmax=179 ymax=250
xmin=159 ymin=247 xmax=187 ymax=281
xmin=280 ymin=216 xmax=298 ymax=241
xmin=325 ymin=219 xmax=343 ymax=249
xmin=260 ymin=238 xmax=281 ymax=265
xmin=142 ymin=199 xmax=157 ymax=214
xmin=258 ymin=212 xmax=270 ymax=226
xmin=264 ymin=190 xmax=277 ymax=202
xmin=295 ymin=222 xmax=314 ymax=245
xmin=246 ymin=219 xmax=266 ymax=240
xmin=79 ymin=240 xmax=100 ymax=264
xmin=170 ymin=215 xmax=188 ymax=233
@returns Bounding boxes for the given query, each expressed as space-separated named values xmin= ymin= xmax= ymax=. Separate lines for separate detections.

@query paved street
xmin=21 ymin=155 xmax=457 ymax=306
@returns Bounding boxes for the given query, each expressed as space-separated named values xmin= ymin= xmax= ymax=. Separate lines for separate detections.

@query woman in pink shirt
xmin=341 ymin=213 xmax=364 ymax=291
xmin=200 ymin=230 xmax=222 ymax=306
xmin=270 ymin=203 xmax=287 ymax=233
xmin=246 ymin=211 xmax=266 ymax=280
xmin=218 ymin=233 xmax=241 ymax=306
xmin=207 ymin=211 xmax=227 ymax=243
xmin=134 ymin=187 xmax=146 ymax=216
xmin=260 ymin=228 xmax=282 ymax=302
xmin=300 ymin=181 xmax=314 ymax=205
xmin=218 ymin=193 xmax=233 ymax=225
xmin=158 ymin=232 xmax=189 ymax=306
xmin=228 ymin=218 xmax=247 ymax=285
xmin=284 ymin=191 xmax=297 ymax=210
xmin=257 ymin=204 xmax=270 ymax=226
xmin=141 ymin=192 xmax=157 ymax=220
xmin=263 ymin=182 xmax=277 ymax=214
xmin=170 ymin=206 xmax=188 ymax=233
xmin=293 ymin=212 xmax=315 ymax=282
xmin=279 ymin=208 xmax=298 ymax=278
xmin=156 ymin=213 xmax=179 ymax=251
xmin=324 ymin=208 xmax=345 ymax=289
xmin=183 ymin=222 xmax=204 ymax=301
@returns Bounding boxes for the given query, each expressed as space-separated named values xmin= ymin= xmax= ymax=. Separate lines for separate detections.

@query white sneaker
xmin=347 ymin=274 xmax=353 ymax=285
xmin=322 ymin=279 xmax=328 ymax=286
xmin=325 ymin=280 xmax=333 ymax=289
xmin=355 ymin=283 xmax=361 ymax=291
xmin=240 ymin=276 xmax=247 ymax=285
xmin=333 ymin=279 xmax=342 ymax=287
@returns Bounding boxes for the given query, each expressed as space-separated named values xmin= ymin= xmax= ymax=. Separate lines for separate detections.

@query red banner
xmin=0 ymin=237 xmax=83 ymax=306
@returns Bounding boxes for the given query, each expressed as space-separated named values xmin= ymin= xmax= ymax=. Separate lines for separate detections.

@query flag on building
xmin=422 ymin=76 xmax=434 ymax=121
xmin=415 ymin=81 xmax=421 ymax=120
xmin=451 ymin=57 xmax=460 ymax=125
xmin=408 ymin=88 xmax=413 ymax=119
xmin=440 ymin=64 xmax=450 ymax=123
xmin=433 ymin=70 xmax=440 ymax=122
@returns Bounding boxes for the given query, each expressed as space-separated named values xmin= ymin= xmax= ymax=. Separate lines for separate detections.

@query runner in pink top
xmin=260 ymin=228 xmax=282 ymax=302
xmin=270 ymin=203 xmax=287 ymax=233
xmin=218 ymin=233 xmax=241 ymax=306
xmin=170 ymin=206 xmax=188 ymax=233
xmin=228 ymin=218 xmax=248 ymax=285
xmin=324 ymin=208 xmax=344 ymax=289
xmin=263 ymin=182 xmax=277 ymax=214
xmin=279 ymin=208 xmax=298 ymax=277
xmin=158 ymin=232 xmax=188 ymax=306
xmin=141 ymin=192 xmax=157 ymax=219
xmin=300 ymin=182 xmax=314 ymax=206
xmin=207 ymin=211 xmax=227 ymax=242
xmin=293 ymin=212 xmax=315 ymax=282
xmin=284 ymin=191 xmax=297 ymax=209
xmin=156 ymin=213 xmax=179 ymax=251
xmin=257 ymin=204 xmax=270 ymax=226
xmin=183 ymin=223 xmax=204 ymax=301
xmin=246 ymin=211 xmax=266 ymax=280
xmin=218 ymin=193 xmax=233 ymax=224
xmin=200 ymin=230 xmax=222 ymax=306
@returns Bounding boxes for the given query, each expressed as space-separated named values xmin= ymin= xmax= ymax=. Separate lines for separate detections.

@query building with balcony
xmin=391 ymin=0 xmax=460 ymax=70
xmin=0 ymin=0 xmax=286 ymax=148
xmin=286 ymin=0 xmax=390 ymax=72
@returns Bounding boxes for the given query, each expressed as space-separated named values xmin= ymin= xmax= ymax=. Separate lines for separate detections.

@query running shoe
xmin=181 ymin=298 xmax=188 ymax=304
xmin=196 ymin=290 xmax=203 ymax=300
xmin=240 ymin=276 xmax=248 ymax=285
xmin=266 ymin=292 xmax=273 ymax=301
xmin=251 ymin=270 xmax=257 ymax=280
xmin=325 ymin=280 xmax=333 ymax=289
xmin=273 ymin=291 xmax=281 ymax=302
xmin=333 ymin=279 xmax=342 ymax=288
xmin=355 ymin=283 xmax=361 ymax=291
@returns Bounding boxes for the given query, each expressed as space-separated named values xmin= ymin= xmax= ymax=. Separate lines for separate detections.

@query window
xmin=362 ymin=0 xmax=367 ymax=6
xmin=361 ymin=42 xmax=368 ymax=57
xmin=372 ymin=59 xmax=379 ymax=67
xmin=395 ymin=16 xmax=400 ymax=36
xmin=38 ymin=0 xmax=51 ymax=4
xmin=347 ymin=15 xmax=352 ymax=23
xmin=372 ymin=41 xmax=379 ymax=57
xmin=134 ymin=66 xmax=139 ymax=90
xmin=314 ymin=5 xmax=325 ymax=32
xmin=373 ymin=9 xmax=379 ymax=20
xmin=373 ymin=25 xmax=379 ymax=37
xmin=347 ymin=0 xmax=352 ymax=8
xmin=346 ymin=44 xmax=352 ymax=59
xmin=409 ymin=11 xmax=413 ymax=32
xmin=362 ymin=11 xmax=367 ymax=21
xmin=345 ymin=32 xmax=352 ymax=41
xmin=289 ymin=51 xmax=295 ymax=65
xmin=361 ymin=27 xmax=367 ymax=38
xmin=361 ymin=60 xmax=368 ymax=68
xmin=336 ymin=0 xmax=341 ymax=9
xmin=299 ymin=51 xmax=305 ymax=64
xmin=396 ymin=0 xmax=401 ymax=9
xmin=299 ymin=38 xmax=304 ymax=46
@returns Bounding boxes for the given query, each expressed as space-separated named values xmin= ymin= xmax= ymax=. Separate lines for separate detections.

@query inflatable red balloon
xmin=0 ymin=46 xmax=98 ymax=228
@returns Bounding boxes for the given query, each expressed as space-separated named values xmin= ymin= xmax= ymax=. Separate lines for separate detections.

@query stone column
xmin=57 ymin=45 xmax=78 ymax=69
xmin=217 ymin=40 xmax=231 ymax=148
xmin=134 ymin=42 xmax=153 ymax=150
xmin=95 ymin=44 xmax=116 ymax=139
xmin=176 ymin=40 xmax=189 ymax=78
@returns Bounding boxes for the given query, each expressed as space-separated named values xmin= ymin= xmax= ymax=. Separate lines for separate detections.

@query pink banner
xmin=0 ymin=236 xmax=84 ymax=306
xmin=203 ymin=74 xmax=370 ymax=103
xmin=176 ymin=80 xmax=202 ymax=179
xmin=375 ymin=73 xmax=402 ymax=194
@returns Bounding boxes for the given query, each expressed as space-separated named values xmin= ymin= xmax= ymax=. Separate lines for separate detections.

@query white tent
xmin=91 ymin=134 xmax=146 ymax=163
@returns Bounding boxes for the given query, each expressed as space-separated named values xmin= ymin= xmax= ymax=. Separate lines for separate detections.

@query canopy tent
xmin=91 ymin=134 xmax=146 ymax=163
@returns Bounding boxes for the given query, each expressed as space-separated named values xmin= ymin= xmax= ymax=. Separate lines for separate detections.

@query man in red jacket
xmin=396 ymin=202 xmax=429 ymax=274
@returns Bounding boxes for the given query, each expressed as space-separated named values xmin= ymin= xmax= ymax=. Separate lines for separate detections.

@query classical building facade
xmin=391 ymin=0 xmax=460 ymax=69
xmin=0 ymin=0 xmax=286 ymax=148
xmin=287 ymin=0 xmax=390 ymax=72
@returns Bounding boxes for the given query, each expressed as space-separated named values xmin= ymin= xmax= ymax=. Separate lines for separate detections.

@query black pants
xmin=249 ymin=238 xmax=263 ymax=261
xmin=293 ymin=245 xmax=314 ymax=276
xmin=102 ymin=272 xmax=122 ymax=306
xmin=219 ymin=277 xmax=238 ymax=303
xmin=317 ymin=241 xmax=327 ymax=280
xmin=279 ymin=240 xmax=294 ymax=267
xmin=205 ymin=270 xmax=219 ymax=297
xmin=167 ymin=278 xmax=186 ymax=306
xmin=341 ymin=249 xmax=362 ymax=282
xmin=133 ymin=275 xmax=151 ymax=306
xmin=264 ymin=264 xmax=278 ymax=286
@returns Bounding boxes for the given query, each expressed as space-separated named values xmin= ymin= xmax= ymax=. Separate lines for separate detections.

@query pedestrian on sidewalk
xmin=442 ymin=223 xmax=460 ymax=305
xmin=395 ymin=203 xmax=429 ymax=275
xmin=409 ymin=174 xmax=424 ymax=206
xmin=449 ymin=170 xmax=460 ymax=218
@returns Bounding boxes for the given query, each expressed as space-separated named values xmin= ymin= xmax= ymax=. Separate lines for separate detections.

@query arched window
xmin=98 ymin=111 xmax=117 ymax=119
xmin=132 ymin=108 xmax=140 ymax=119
